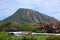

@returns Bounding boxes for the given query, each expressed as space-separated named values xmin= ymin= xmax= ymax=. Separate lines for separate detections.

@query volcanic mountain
xmin=4 ymin=8 xmax=58 ymax=23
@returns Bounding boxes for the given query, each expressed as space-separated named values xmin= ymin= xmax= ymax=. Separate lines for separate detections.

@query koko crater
xmin=4 ymin=8 xmax=58 ymax=23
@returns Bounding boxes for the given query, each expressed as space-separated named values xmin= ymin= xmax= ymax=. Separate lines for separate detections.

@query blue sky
xmin=0 ymin=0 xmax=60 ymax=20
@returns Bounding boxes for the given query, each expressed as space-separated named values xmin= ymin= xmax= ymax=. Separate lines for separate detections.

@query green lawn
xmin=35 ymin=36 xmax=48 ymax=40
xmin=0 ymin=32 xmax=60 ymax=40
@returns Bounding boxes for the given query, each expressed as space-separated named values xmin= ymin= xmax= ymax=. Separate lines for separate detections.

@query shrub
xmin=23 ymin=35 xmax=36 ymax=40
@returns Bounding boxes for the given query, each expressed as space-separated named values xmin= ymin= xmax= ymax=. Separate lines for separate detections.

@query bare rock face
xmin=4 ymin=8 xmax=58 ymax=23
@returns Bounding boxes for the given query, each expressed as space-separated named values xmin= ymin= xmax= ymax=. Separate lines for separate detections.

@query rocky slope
xmin=4 ymin=8 xmax=58 ymax=23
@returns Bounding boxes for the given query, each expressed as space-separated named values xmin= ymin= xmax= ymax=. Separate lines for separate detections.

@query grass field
xmin=35 ymin=36 xmax=48 ymax=40
xmin=0 ymin=32 xmax=60 ymax=40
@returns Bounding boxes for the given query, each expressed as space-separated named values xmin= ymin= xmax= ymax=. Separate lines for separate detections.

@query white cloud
xmin=47 ymin=13 xmax=60 ymax=20
xmin=33 ymin=0 xmax=60 ymax=12
xmin=14 ymin=0 xmax=60 ymax=12
xmin=0 ymin=0 xmax=60 ymax=20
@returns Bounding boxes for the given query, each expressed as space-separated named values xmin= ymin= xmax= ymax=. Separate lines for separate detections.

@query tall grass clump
xmin=23 ymin=34 xmax=36 ymax=40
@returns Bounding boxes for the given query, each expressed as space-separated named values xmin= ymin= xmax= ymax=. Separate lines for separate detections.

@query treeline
xmin=0 ymin=21 xmax=60 ymax=33
xmin=0 ymin=21 xmax=44 ymax=32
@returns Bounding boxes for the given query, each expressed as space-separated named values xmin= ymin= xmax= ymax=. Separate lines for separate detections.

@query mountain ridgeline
xmin=4 ymin=8 xmax=58 ymax=23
